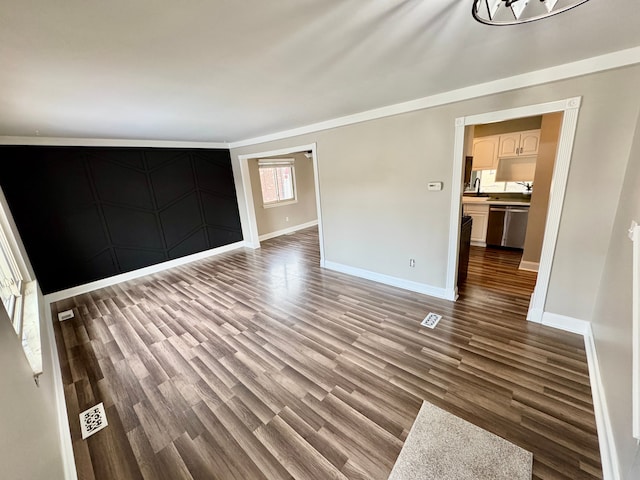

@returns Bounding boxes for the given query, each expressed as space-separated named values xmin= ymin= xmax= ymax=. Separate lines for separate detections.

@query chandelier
xmin=472 ymin=0 xmax=591 ymax=26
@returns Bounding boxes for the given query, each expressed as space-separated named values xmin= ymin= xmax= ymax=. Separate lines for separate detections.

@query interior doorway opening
xmin=456 ymin=113 xmax=563 ymax=305
xmin=447 ymin=98 xmax=582 ymax=323
xmin=237 ymin=143 xmax=325 ymax=264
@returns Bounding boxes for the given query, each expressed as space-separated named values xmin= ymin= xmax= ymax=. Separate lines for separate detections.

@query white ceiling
xmin=1 ymin=0 xmax=639 ymax=143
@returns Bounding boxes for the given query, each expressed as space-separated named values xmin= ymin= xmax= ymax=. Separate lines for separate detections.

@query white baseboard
xmin=519 ymin=260 xmax=539 ymax=272
xmin=527 ymin=307 xmax=542 ymax=323
xmin=41 ymin=239 xmax=248 ymax=479
xmin=470 ymin=240 xmax=486 ymax=247
xmin=538 ymin=316 xmax=620 ymax=479
xmin=44 ymin=241 xmax=247 ymax=303
xmin=584 ymin=324 xmax=621 ymax=480
xmin=40 ymin=293 xmax=77 ymax=480
xmin=258 ymin=220 xmax=318 ymax=242
xmin=323 ymin=260 xmax=456 ymax=301
xmin=541 ymin=312 xmax=590 ymax=335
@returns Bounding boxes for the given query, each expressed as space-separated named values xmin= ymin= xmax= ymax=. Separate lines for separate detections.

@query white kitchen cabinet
xmin=498 ymin=130 xmax=540 ymax=157
xmin=463 ymin=204 xmax=489 ymax=246
xmin=497 ymin=133 xmax=520 ymax=157
xmin=472 ymin=135 xmax=499 ymax=170
xmin=519 ymin=130 xmax=540 ymax=155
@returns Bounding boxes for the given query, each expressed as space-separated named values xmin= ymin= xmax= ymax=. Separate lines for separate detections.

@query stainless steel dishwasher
xmin=486 ymin=205 xmax=530 ymax=249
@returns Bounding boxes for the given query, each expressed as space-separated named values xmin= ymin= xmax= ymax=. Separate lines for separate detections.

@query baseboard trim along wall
xmin=45 ymin=240 xmax=248 ymax=303
xmin=43 ymin=239 xmax=249 ymax=480
xmin=40 ymin=293 xmax=78 ymax=480
xmin=518 ymin=260 xmax=540 ymax=272
xmin=258 ymin=220 xmax=318 ymax=242
xmin=584 ymin=324 xmax=621 ymax=480
xmin=541 ymin=311 xmax=590 ymax=335
xmin=539 ymin=314 xmax=619 ymax=479
xmin=40 ymin=233 xmax=618 ymax=480
xmin=322 ymin=260 xmax=456 ymax=301
xmin=321 ymin=258 xmax=620 ymax=479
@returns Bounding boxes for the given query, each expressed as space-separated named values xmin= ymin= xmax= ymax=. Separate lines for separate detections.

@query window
xmin=258 ymin=159 xmax=296 ymax=207
xmin=0 ymin=199 xmax=42 ymax=378
xmin=0 ymin=236 xmax=23 ymax=332
xmin=468 ymin=169 xmax=532 ymax=194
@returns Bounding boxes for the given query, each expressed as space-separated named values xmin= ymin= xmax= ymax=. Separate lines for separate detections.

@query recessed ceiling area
xmin=1 ymin=0 xmax=639 ymax=143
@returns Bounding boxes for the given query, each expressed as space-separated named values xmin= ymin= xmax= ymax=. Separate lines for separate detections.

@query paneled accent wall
xmin=0 ymin=146 xmax=243 ymax=293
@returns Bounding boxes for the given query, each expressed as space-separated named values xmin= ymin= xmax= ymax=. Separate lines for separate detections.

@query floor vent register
xmin=421 ymin=313 xmax=442 ymax=329
xmin=79 ymin=402 xmax=108 ymax=439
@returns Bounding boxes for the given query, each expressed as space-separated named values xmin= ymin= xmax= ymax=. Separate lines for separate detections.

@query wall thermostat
xmin=427 ymin=182 xmax=443 ymax=191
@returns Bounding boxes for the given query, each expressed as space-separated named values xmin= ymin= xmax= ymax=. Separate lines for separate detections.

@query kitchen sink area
xmin=459 ymin=117 xmax=556 ymax=274
xmin=462 ymin=193 xmax=531 ymax=204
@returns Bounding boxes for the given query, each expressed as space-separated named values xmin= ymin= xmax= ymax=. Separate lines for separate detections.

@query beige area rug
xmin=388 ymin=401 xmax=532 ymax=480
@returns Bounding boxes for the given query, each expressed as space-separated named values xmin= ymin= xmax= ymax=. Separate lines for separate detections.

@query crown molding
xmin=229 ymin=46 xmax=640 ymax=149
xmin=0 ymin=136 xmax=229 ymax=149
xmin=2 ymin=47 xmax=639 ymax=151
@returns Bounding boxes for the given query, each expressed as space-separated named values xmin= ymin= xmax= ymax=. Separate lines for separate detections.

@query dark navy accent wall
xmin=0 ymin=146 xmax=243 ymax=294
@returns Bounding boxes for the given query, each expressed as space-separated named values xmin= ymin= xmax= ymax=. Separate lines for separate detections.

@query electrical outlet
xmin=58 ymin=309 xmax=74 ymax=321
xmin=409 ymin=259 xmax=416 ymax=267
xmin=285 ymin=216 xmax=289 ymax=222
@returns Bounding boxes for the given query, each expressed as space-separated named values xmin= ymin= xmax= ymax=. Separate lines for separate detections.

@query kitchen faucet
xmin=473 ymin=177 xmax=481 ymax=196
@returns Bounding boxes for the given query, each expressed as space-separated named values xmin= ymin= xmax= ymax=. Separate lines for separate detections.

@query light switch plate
xmin=427 ymin=182 xmax=443 ymax=191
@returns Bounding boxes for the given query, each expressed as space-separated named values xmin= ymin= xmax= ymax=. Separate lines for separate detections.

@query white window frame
xmin=467 ymin=169 xmax=532 ymax=194
xmin=0 ymin=192 xmax=41 ymax=378
xmin=258 ymin=158 xmax=298 ymax=208
xmin=0 ymin=226 xmax=24 ymax=333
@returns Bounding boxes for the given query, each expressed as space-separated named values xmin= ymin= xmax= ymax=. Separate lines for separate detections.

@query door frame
xmin=237 ymin=142 xmax=325 ymax=264
xmin=446 ymin=97 xmax=582 ymax=322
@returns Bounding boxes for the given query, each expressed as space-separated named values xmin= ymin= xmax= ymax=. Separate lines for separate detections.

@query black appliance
xmin=458 ymin=215 xmax=473 ymax=283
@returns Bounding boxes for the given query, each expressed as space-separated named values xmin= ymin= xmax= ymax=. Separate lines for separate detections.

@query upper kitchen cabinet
xmin=472 ymin=135 xmax=500 ymax=170
xmin=498 ymin=130 xmax=540 ymax=157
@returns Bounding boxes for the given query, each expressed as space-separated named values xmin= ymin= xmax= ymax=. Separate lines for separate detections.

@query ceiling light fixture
xmin=472 ymin=0 xmax=591 ymax=26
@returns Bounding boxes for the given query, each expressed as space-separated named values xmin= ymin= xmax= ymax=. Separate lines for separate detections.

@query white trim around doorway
xmin=236 ymin=143 xmax=325 ymax=265
xmin=518 ymin=260 xmax=540 ymax=272
xmin=446 ymin=97 xmax=582 ymax=322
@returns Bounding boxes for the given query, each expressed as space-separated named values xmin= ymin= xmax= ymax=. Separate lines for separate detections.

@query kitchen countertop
xmin=462 ymin=196 xmax=531 ymax=206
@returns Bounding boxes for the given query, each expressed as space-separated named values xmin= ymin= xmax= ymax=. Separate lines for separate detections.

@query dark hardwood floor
xmin=52 ymin=228 xmax=601 ymax=479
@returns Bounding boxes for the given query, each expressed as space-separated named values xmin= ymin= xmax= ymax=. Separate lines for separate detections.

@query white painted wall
xmin=231 ymin=65 xmax=640 ymax=322
xmin=591 ymin=103 xmax=640 ymax=479
xmin=0 ymin=293 xmax=65 ymax=479
xmin=0 ymin=188 xmax=66 ymax=479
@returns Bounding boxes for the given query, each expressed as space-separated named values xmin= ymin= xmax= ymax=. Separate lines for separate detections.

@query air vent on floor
xmin=421 ymin=313 xmax=442 ymax=329
xmin=58 ymin=309 xmax=74 ymax=321
xmin=79 ymin=402 xmax=108 ymax=439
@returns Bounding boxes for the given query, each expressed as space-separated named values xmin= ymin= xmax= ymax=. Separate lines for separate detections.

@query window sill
xmin=21 ymin=280 xmax=42 ymax=376
xmin=263 ymin=199 xmax=298 ymax=209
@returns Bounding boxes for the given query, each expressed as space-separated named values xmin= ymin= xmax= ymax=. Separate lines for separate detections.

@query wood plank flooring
xmin=52 ymin=228 xmax=601 ymax=479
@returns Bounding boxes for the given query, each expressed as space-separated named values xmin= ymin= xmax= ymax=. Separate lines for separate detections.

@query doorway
xmin=237 ymin=143 xmax=325 ymax=264
xmin=457 ymin=113 xmax=563 ymax=305
xmin=447 ymin=97 xmax=582 ymax=323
